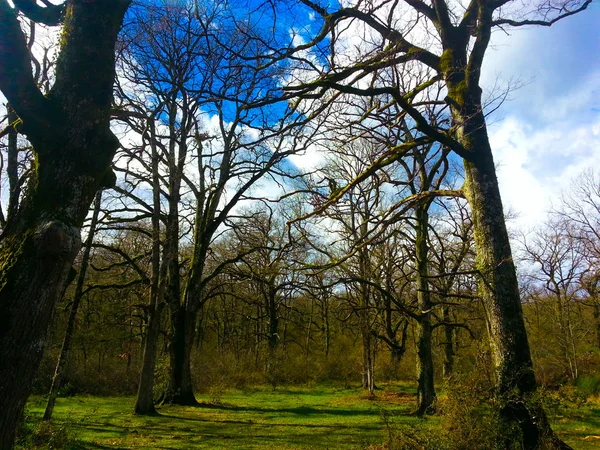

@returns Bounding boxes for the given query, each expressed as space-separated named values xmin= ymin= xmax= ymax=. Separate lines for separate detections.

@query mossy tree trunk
xmin=443 ymin=29 xmax=572 ymax=448
xmin=292 ymin=0 xmax=588 ymax=445
xmin=0 ymin=2 xmax=130 ymax=447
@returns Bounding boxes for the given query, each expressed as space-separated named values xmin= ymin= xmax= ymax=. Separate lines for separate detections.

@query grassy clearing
xmin=19 ymin=384 xmax=600 ymax=449
xmin=21 ymin=384 xmax=422 ymax=449
xmin=549 ymin=403 xmax=600 ymax=450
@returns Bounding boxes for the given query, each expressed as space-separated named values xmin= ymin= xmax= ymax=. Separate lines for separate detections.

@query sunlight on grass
xmin=20 ymin=384 xmax=599 ymax=449
xmin=22 ymin=383 xmax=423 ymax=449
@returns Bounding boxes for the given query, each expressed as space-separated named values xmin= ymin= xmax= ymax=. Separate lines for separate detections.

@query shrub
xmin=15 ymin=411 xmax=78 ymax=450
xmin=574 ymin=374 xmax=600 ymax=398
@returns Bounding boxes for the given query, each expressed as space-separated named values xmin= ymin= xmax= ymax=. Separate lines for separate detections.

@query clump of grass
xmin=15 ymin=409 xmax=78 ymax=449
xmin=575 ymin=374 xmax=600 ymax=398
xmin=379 ymin=411 xmax=447 ymax=450
xmin=382 ymin=369 xmax=498 ymax=450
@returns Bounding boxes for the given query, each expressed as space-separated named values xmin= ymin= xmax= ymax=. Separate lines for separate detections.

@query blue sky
xmin=1 ymin=1 xmax=597 ymax=236
xmin=482 ymin=4 xmax=600 ymax=231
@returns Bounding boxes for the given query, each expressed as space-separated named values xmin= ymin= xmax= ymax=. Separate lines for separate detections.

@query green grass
xmin=20 ymin=384 xmax=600 ymax=449
xmin=549 ymin=404 xmax=600 ymax=450
xmin=21 ymin=384 xmax=422 ymax=449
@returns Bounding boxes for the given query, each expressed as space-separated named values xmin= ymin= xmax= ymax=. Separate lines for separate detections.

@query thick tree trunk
xmin=463 ymin=143 xmax=571 ymax=449
xmin=0 ymin=217 xmax=80 ymax=447
xmin=0 ymin=4 xmax=129 ymax=447
xmin=164 ymin=308 xmax=197 ymax=405
xmin=414 ymin=204 xmax=436 ymax=416
xmin=44 ymin=191 xmax=102 ymax=421
xmin=440 ymin=35 xmax=571 ymax=446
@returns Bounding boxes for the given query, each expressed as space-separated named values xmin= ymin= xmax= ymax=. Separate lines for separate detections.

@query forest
xmin=0 ymin=0 xmax=598 ymax=449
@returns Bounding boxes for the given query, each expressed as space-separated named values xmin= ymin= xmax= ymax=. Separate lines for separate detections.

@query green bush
xmin=384 ymin=367 xmax=499 ymax=450
xmin=15 ymin=411 xmax=78 ymax=449
xmin=575 ymin=374 xmax=600 ymax=398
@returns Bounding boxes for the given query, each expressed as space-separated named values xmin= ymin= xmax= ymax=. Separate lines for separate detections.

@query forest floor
xmin=19 ymin=383 xmax=600 ymax=449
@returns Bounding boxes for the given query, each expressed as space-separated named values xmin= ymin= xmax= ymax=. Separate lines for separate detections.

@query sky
xmin=1 ymin=2 xmax=598 ymax=238
xmin=481 ymin=6 xmax=600 ymax=233
xmin=282 ymin=0 xmax=600 ymax=236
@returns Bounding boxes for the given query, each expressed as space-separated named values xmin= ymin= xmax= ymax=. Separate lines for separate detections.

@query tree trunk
xmin=414 ymin=204 xmax=436 ymax=416
xmin=390 ymin=328 xmax=408 ymax=379
xmin=0 ymin=4 xmax=129 ymax=447
xmin=135 ymin=125 xmax=166 ymax=415
xmin=440 ymin=35 xmax=571 ymax=447
xmin=267 ymin=286 xmax=279 ymax=350
xmin=322 ymin=300 xmax=331 ymax=357
xmin=164 ymin=308 xmax=197 ymax=405
xmin=44 ymin=191 xmax=103 ymax=421
xmin=463 ymin=145 xmax=571 ymax=449
xmin=594 ymin=300 xmax=600 ymax=350
xmin=135 ymin=308 xmax=162 ymax=414
xmin=6 ymin=105 xmax=20 ymax=222
xmin=362 ymin=327 xmax=375 ymax=395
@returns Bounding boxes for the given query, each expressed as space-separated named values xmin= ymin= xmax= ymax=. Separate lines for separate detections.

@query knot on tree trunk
xmin=35 ymin=220 xmax=81 ymax=260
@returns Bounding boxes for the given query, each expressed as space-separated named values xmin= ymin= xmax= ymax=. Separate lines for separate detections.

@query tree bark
xmin=267 ymin=284 xmax=279 ymax=350
xmin=463 ymin=142 xmax=571 ymax=449
xmin=0 ymin=3 xmax=129 ymax=447
xmin=135 ymin=121 xmax=166 ymax=415
xmin=163 ymin=308 xmax=197 ymax=405
xmin=361 ymin=325 xmax=375 ymax=395
xmin=6 ymin=105 xmax=20 ymax=222
xmin=594 ymin=300 xmax=600 ymax=350
xmin=440 ymin=27 xmax=572 ymax=445
xmin=135 ymin=307 xmax=163 ymax=414
xmin=414 ymin=203 xmax=436 ymax=416
xmin=43 ymin=191 xmax=103 ymax=421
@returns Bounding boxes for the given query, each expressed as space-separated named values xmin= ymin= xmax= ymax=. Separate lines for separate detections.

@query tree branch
xmin=13 ymin=0 xmax=64 ymax=26
xmin=492 ymin=0 xmax=592 ymax=27
xmin=0 ymin=1 xmax=50 ymax=130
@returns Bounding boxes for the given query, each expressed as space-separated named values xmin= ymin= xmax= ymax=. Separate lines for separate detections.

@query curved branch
xmin=0 ymin=1 xmax=49 ymax=129
xmin=492 ymin=0 xmax=592 ymax=27
xmin=13 ymin=0 xmax=65 ymax=26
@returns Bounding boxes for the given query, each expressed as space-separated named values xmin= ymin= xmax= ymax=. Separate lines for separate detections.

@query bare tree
xmin=521 ymin=222 xmax=587 ymax=379
xmin=282 ymin=0 xmax=591 ymax=445
xmin=556 ymin=169 xmax=600 ymax=349
xmin=113 ymin=2 xmax=317 ymax=406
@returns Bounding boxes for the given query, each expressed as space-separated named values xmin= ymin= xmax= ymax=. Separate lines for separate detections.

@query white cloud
xmin=482 ymin=8 xmax=600 ymax=234
xmin=491 ymin=105 xmax=600 ymax=232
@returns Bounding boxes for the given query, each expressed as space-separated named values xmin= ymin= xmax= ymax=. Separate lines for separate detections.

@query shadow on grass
xmin=157 ymin=413 xmax=382 ymax=430
xmin=186 ymin=402 xmax=410 ymax=418
xmin=69 ymin=441 xmax=117 ymax=450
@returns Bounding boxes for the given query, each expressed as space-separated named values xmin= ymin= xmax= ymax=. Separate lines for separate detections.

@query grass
xmin=21 ymin=383 xmax=423 ymax=449
xmin=19 ymin=384 xmax=600 ymax=449
xmin=549 ymin=403 xmax=600 ymax=450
